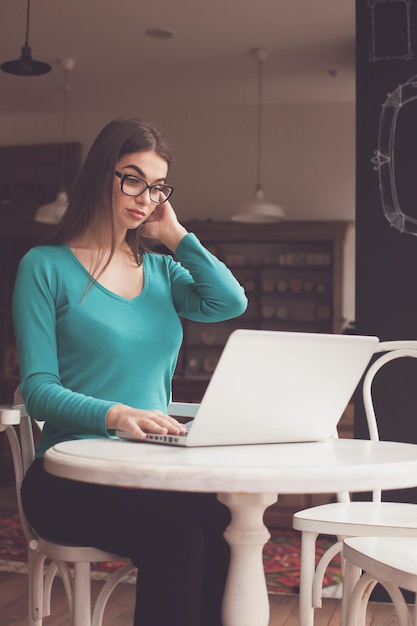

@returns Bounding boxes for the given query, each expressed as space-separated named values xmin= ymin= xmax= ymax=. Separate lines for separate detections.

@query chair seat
xmin=293 ymin=501 xmax=417 ymax=535
xmin=37 ymin=536 xmax=127 ymax=564
xmin=343 ymin=536 xmax=417 ymax=593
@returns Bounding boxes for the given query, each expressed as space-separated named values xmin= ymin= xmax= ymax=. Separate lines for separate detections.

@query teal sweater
xmin=12 ymin=233 xmax=247 ymax=457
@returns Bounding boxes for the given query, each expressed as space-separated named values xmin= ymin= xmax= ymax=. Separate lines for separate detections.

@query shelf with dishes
xmin=172 ymin=219 xmax=352 ymax=384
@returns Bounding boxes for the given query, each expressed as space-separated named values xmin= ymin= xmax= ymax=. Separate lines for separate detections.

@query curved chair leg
xmin=91 ymin=563 xmax=137 ymax=626
xmin=380 ymin=580 xmax=412 ymax=626
xmin=43 ymin=561 xmax=59 ymax=616
xmin=54 ymin=560 xmax=77 ymax=620
xmin=312 ymin=539 xmax=343 ymax=607
xmin=346 ymin=573 xmax=412 ymax=626
xmin=298 ymin=531 xmax=318 ymax=626
xmin=345 ymin=573 xmax=377 ymax=626
xmin=31 ymin=554 xmax=75 ymax=622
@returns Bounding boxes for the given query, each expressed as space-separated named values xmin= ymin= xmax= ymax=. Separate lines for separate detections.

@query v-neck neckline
xmin=63 ymin=244 xmax=147 ymax=303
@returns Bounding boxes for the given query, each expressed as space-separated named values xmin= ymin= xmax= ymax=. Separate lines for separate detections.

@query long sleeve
xmin=170 ymin=233 xmax=248 ymax=321
xmin=12 ymin=247 xmax=116 ymax=440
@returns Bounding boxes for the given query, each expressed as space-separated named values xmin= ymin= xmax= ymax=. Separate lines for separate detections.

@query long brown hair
xmin=49 ymin=117 xmax=173 ymax=271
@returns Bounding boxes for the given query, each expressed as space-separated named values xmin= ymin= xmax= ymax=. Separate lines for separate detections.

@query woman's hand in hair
xmin=140 ymin=201 xmax=188 ymax=252
xmin=106 ymin=403 xmax=187 ymax=439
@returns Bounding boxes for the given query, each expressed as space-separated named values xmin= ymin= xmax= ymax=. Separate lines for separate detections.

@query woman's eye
xmin=126 ymin=177 xmax=141 ymax=187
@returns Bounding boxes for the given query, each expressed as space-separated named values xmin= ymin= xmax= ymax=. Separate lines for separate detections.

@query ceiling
xmin=0 ymin=0 xmax=355 ymax=116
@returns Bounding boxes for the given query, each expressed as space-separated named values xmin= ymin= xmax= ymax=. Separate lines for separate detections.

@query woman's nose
xmin=135 ymin=188 xmax=151 ymax=204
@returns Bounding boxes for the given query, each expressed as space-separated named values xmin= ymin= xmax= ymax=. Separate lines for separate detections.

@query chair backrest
xmin=336 ymin=340 xmax=417 ymax=503
xmin=362 ymin=341 xmax=417 ymax=441
xmin=0 ymin=393 xmax=42 ymax=545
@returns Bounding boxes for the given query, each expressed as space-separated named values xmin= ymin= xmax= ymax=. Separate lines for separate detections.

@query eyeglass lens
xmin=121 ymin=175 xmax=172 ymax=203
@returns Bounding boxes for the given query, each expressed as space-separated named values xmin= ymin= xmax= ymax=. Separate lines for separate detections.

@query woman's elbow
xmin=224 ymin=291 xmax=248 ymax=318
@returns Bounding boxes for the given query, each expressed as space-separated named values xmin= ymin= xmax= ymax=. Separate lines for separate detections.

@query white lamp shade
xmin=231 ymin=188 xmax=285 ymax=223
xmin=35 ymin=191 xmax=68 ymax=225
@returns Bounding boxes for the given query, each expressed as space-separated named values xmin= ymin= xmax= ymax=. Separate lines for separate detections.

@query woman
xmin=13 ymin=117 xmax=247 ymax=625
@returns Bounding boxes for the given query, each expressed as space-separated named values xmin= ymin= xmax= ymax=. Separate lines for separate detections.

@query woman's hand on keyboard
xmin=106 ymin=404 xmax=187 ymax=439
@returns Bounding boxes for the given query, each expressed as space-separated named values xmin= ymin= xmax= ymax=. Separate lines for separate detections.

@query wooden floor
xmin=0 ymin=571 xmax=404 ymax=625
xmin=0 ymin=484 xmax=404 ymax=625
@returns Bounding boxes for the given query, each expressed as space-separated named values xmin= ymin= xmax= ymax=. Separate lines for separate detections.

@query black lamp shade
xmin=1 ymin=45 xmax=51 ymax=76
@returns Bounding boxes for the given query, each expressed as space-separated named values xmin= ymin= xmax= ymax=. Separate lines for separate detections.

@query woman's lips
xmin=126 ymin=208 xmax=146 ymax=220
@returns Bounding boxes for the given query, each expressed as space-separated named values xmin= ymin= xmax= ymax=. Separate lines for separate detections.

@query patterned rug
xmin=263 ymin=525 xmax=342 ymax=596
xmin=0 ymin=510 xmax=342 ymax=595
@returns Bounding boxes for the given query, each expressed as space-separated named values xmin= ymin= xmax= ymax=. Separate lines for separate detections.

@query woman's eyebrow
xmin=121 ymin=164 xmax=166 ymax=182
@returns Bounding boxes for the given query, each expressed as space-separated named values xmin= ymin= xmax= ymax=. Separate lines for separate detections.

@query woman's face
xmin=112 ymin=149 xmax=169 ymax=234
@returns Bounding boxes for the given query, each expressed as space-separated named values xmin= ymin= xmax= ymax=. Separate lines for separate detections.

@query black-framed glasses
xmin=114 ymin=171 xmax=174 ymax=204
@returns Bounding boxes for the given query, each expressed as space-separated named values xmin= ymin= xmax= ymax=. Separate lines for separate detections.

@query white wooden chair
xmin=292 ymin=341 xmax=417 ymax=626
xmin=0 ymin=394 xmax=138 ymax=626
xmin=343 ymin=536 xmax=417 ymax=626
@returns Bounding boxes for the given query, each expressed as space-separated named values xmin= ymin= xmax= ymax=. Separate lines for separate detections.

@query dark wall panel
xmin=355 ymin=0 xmax=417 ymax=488
xmin=356 ymin=5 xmax=417 ymax=603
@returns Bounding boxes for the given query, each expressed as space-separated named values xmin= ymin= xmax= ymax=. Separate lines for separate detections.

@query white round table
xmin=44 ymin=438 xmax=417 ymax=626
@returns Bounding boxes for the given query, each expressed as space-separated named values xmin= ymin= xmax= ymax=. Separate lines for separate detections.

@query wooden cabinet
xmin=173 ymin=218 xmax=352 ymax=389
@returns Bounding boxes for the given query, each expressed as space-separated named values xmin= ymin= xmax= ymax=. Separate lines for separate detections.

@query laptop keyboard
xmin=146 ymin=431 xmax=188 ymax=444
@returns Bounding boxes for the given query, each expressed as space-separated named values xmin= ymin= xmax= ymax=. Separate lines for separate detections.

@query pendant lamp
xmin=1 ymin=0 xmax=51 ymax=76
xmin=231 ymin=48 xmax=285 ymax=223
xmin=35 ymin=58 xmax=74 ymax=225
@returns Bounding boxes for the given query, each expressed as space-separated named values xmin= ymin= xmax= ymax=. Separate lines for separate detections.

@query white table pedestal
xmin=218 ymin=492 xmax=278 ymax=626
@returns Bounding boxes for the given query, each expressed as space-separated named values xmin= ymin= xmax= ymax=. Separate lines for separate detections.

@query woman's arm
xmin=168 ymin=233 xmax=248 ymax=322
xmin=141 ymin=199 xmax=247 ymax=321
xmin=12 ymin=248 xmax=116 ymax=433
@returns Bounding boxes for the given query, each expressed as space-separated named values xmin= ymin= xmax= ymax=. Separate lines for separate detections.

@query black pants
xmin=22 ymin=458 xmax=231 ymax=626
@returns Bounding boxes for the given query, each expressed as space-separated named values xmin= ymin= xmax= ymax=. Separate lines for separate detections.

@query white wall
xmin=0 ymin=100 xmax=355 ymax=323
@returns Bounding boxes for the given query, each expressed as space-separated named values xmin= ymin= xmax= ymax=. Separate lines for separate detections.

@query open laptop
xmin=116 ymin=329 xmax=379 ymax=447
